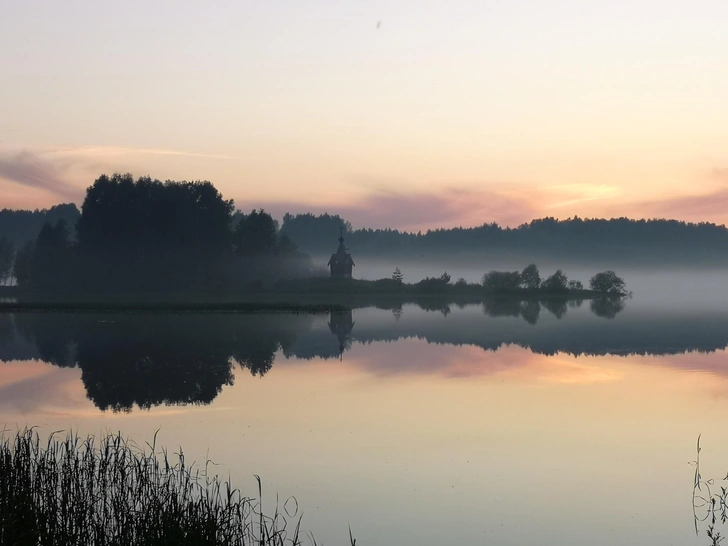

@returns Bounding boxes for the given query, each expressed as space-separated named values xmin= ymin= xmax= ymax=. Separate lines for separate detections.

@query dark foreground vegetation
xmin=0 ymin=429 xmax=345 ymax=546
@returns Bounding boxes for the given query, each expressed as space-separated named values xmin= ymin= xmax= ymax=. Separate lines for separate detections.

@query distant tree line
xmin=0 ymin=204 xmax=80 ymax=247
xmin=281 ymin=213 xmax=728 ymax=265
xmin=383 ymin=263 xmax=625 ymax=295
xmin=481 ymin=264 xmax=625 ymax=294
xmin=6 ymin=174 xmax=323 ymax=293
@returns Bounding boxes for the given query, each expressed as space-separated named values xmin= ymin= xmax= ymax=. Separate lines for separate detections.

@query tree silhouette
xmin=0 ymin=237 xmax=14 ymax=286
xmin=31 ymin=220 xmax=72 ymax=291
xmin=589 ymin=271 xmax=626 ymax=294
xmin=391 ymin=267 xmax=404 ymax=284
xmin=13 ymin=241 xmax=33 ymax=288
xmin=541 ymin=270 xmax=568 ymax=293
xmin=235 ymin=209 xmax=279 ymax=257
xmin=482 ymin=271 xmax=521 ymax=292
xmin=520 ymin=264 xmax=541 ymax=290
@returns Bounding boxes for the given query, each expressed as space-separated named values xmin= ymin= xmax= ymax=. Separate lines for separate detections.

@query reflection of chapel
xmin=328 ymin=228 xmax=355 ymax=278
xmin=328 ymin=308 xmax=355 ymax=356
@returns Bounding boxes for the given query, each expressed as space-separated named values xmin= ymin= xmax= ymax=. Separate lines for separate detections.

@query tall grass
xmin=0 ymin=429 xmax=334 ymax=546
xmin=692 ymin=435 xmax=727 ymax=545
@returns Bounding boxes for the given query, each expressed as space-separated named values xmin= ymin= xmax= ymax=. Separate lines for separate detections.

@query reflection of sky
xmin=3 ymin=335 xmax=728 ymax=544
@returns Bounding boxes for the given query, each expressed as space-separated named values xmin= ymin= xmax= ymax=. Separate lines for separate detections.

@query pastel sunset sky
xmin=2 ymin=0 xmax=728 ymax=231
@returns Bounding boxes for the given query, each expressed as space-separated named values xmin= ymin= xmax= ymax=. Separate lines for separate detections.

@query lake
xmin=1 ymin=292 xmax=728 ymax=545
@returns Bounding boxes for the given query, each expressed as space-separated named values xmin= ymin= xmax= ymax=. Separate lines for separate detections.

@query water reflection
xmin=2 ymin=299 xmax=728 ymax=412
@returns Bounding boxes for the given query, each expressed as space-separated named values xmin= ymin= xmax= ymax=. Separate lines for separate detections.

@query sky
xmin=2 ymin=0 xmax=728 ymax=231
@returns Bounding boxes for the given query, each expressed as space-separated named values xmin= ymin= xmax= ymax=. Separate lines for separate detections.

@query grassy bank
xmin=0 ymin=277 xmax=621 ymax=312
xmin=0 ymin=429 xmax=344 ymax=546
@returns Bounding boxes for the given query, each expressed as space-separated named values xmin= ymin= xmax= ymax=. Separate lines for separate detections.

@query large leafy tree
xmin=234 ymin=209 xmax=279 ymax=256
xmin=76 ymin=174 xmax=235 ymax=290
xmin=520 ymin=264 xmax=541 ymax=290
xmin=589 ymin=271 xmax=626 ymax=294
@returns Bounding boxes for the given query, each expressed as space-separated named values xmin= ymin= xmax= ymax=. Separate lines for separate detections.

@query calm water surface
xmin=2 ymin=293 xmax=728 ymax=545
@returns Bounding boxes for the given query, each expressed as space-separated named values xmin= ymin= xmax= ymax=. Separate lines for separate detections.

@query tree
xmin=235 ymin=209 xmax=279 ymax=256
xmin=567 ymin=279 xmax=584 ymax=290
xmin=391 ymin=267 xmax=404 ymax=284
xmin=76 ymin=174 xmax=235 ymax=291
xmin=415 ymin=273 xmax=450 ymax=293
xmin=31 ymin=220 xmax=72 ymax=291
xmin=540 ymin=270 xmax=568 ymax=292
xmin=277 ymin=234 xmax=298 ymax=256
xmin=0 ymin=237 xmax=14 ymax=285
xmin=13 ymin=241 xmax=34 ymax=288
xmin=520 ymin=264 xmax=541 ymax=290
xmin=589 ymin=271 xmax=626 ymax=294
xmin=482 ymin=271 xmax=521 ymax=292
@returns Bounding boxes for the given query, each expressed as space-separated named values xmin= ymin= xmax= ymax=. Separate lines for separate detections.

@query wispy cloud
xmin=0 ymin=150 xmax=84 ymax=201
xmin=46 ymin=145 xmax=231 ymax=160
xmin=541 ymin=183 xmax=623 ymax=208
xmin=0 ymin=144 xmax=231 ymax=205
xmin=244 ymin=187 xmax=536 ymax=231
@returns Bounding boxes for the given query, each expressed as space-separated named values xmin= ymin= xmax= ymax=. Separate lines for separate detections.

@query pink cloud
xmin=633 ymin=187 xmax=728 ymax=223
xmin=238 ymin=188 xmax=536 ymax=231
xmin=0 ymin=150 xmax=84 ymax=202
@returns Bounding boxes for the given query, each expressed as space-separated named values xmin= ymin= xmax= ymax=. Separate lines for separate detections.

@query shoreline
xmin=0 ymin=289 xmax=623 ymax=313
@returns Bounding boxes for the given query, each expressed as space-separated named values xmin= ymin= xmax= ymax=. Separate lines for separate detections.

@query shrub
xmin=482 ymin=271 xmax=521 ymax=292
xmin=589 ymin=270 xmax=626 ymax=294
xmin=540 ymin=270 xmax=568 ymax=292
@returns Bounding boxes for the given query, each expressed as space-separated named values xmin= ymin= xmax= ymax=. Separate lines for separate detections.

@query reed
xmin=0 ymin=428 xmax=335 ymax=546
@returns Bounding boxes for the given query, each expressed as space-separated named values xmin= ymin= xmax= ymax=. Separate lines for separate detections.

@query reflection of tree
xmin=12 ymin=313 xmax=316 ymax=412
xmin=392 ymin=305 xmax=403 ymax=321
xmin=0 ymin=313 xmax=15 ymax=351
xmin=520 ymin=300 xmax=540 ymax=325
xmin=75 ymin=315 xmax=235 ymax=412
xmin=232 ymin=331 xmax=279 ymax=377
xmin=590 ymin=298 xmax=625 ymax=319
xmin=417 ymin=300 xmax=452 ymax=315
xmin=542 ymin=298 xmax=568 ymax=320
xmin=14 ymin=313 xmax=75 ymax=367
xmin=483 ymin=298 xmax=521 ymax=318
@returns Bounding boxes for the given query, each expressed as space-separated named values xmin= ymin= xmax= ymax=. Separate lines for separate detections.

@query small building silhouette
xmin=328 ymin=228 xmax=355 ymax=278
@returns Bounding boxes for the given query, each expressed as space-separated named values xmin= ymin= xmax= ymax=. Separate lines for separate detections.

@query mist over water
xmin=337 ymin=255 xmax=728 ymax=310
